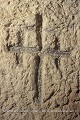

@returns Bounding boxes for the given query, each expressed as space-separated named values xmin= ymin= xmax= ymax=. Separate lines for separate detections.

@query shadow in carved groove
xmin=36 ymin=13 xmax=42 ymax=51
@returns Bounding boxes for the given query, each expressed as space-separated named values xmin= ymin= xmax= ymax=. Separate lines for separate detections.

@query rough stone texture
xmin=0 ymin=0 xmax=80 ymax=120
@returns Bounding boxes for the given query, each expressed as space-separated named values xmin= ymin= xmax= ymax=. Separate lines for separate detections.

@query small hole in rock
xmin=8 ymin=1 xmax=10 ymax=4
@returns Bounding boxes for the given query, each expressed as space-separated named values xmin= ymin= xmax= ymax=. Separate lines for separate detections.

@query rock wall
xmin=0 ymin=0 xmax=80 ymax=120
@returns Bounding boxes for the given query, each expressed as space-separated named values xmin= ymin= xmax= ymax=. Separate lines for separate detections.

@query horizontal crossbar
xmin=9 ymin=46 xmax=70 ymax=56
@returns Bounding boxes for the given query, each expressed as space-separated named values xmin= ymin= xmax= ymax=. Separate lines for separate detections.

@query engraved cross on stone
xmin=8 ymin=13 xmax=70 ymax=103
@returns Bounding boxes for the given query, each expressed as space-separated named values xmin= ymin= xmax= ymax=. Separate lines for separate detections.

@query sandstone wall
xmin=0 ymin=0 xmax=80 ymax=120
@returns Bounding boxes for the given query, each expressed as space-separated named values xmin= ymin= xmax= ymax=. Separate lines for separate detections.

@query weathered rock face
xmin=0 ymin=0 xmax=80 ymax=120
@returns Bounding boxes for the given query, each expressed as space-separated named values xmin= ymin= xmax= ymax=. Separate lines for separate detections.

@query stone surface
xmin=0 ymin=0 xmax=80 ymax=120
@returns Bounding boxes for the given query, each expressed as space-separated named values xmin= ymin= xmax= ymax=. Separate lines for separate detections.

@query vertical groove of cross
xmin=33 ymin=13 xmax=43 ymax=102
